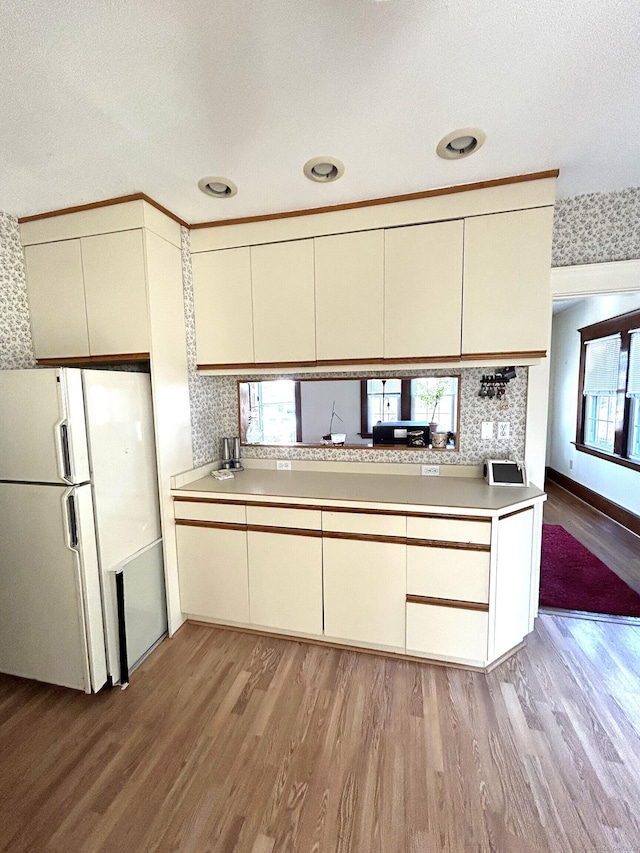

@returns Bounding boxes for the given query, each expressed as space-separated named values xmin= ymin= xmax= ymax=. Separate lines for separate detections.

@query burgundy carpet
xmin=540 ymin=524 xmax=640 ymax=617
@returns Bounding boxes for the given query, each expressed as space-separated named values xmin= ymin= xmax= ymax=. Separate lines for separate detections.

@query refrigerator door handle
xmin=55 ymin=419 xmax=74 ymax=484
xmin=63 ymin=487 xmax=79 ymax=551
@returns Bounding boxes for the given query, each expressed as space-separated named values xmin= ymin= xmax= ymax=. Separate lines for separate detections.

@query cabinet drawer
xmin=322 ymin=511 xmax=405 ymax=538
xmin=407 ymin=515 xmax=491 ymax=545
xmin=246 ymin=504 xmax=321 ymax=531
xmin=174 ymin=500 xmax=246 ymax=525
xmin=406 ymin=602 xmax=488 ymax=664
xmin=407 ymin=546 xmax=489 ymax=604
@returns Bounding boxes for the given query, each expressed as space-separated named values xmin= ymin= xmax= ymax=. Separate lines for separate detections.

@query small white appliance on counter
xmin=483 ymin=459 xmax=529 ymax=486
xmin=0 ymin=368 xmax=167 ymax=693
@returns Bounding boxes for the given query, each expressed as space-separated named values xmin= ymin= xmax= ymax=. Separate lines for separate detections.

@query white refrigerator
xmin=0 ymin=368 xmax=166 ymax=692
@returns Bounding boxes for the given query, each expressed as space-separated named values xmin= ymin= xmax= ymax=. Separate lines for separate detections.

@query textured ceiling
xmin=1 ymin=0 xmax=639 ymax=222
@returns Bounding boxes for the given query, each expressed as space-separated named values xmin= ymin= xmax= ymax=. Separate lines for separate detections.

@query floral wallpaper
xmin=552 ymin=186 xmax=640 ymax=267
xmin=0 ymin=212 xmax=35 ymax=369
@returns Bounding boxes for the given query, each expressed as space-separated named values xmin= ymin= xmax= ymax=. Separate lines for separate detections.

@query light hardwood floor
xmin=543 ymin=479 xmax=640 ymax=595
xmin=1 ymin=613 xmax=640 ymax=853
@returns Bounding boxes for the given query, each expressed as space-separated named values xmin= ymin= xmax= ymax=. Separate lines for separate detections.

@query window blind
xmin=583 ymin=334 xmax=621 ymax=395
xmin=627 ymin=329 xmax=640 ymax=397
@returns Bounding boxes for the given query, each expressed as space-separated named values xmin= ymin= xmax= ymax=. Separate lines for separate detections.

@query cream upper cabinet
xmin=461 ymin=207 xmax=555 ymax=356
xmin=251 ymin=240 xmax=316 ymax=364
xmin=384 ymin=221 xmax=463 ymax=359
xmin=24 ymin=240 xmax=90 ymax=359
xmin=314 ymin=230 xmax=384 ymax=361
xmin=24 ymin=230 xmax=150 ymax=360
xmin=192 ymin=247 xmax=254 ymax=366
xmin=81 ymin=230 xmax=149 ymax=356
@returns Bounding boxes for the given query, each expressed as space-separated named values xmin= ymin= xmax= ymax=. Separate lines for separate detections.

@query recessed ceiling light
xmin=303 ymin=156 xmax=345 ymax=183
xmin=436 ymin=128 xmax=486 ymax=160
xmin=198 ymin=176 xmax=238 ymax=198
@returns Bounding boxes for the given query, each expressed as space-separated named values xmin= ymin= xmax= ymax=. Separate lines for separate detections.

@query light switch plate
xmin=481 ymin=421 xmax=494 ymax=440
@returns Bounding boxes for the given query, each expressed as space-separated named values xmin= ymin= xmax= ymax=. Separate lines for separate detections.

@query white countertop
xmin=172 ymin=468 xmax=545 ymax=515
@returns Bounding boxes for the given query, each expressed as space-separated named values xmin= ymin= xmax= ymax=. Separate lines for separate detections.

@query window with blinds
xmin=628 ymin=330 xmax=640 ymax=461
xmin=577 ymin=310 xmax=640 ymax=467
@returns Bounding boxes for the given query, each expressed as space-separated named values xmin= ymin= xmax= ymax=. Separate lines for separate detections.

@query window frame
xmin=576 ymin=307 xmax=640 ymax=473
xmin=359 ymin=375 xmax=460 ymax=448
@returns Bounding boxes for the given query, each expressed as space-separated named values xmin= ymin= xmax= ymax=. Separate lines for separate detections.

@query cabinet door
xmin=24 ymin=240 xmax=90 ymax=359
xmin=192 ymin=247 xmax=254 ymax=366
xmin=384 ymin=221 xmax=463 ymax=359
xmin=461 ymin=207 xmax=554 ymax=356
xmin=251 ymin=240 xmax=316 ymax=364
xmin=247 ymin=530 xmax=323 ymax=635
xmin=176 ymin=524 xmax=250 ymax=624
xmin=314 ymin=230 xmax=384 ymax=361
xmin=81 ymin=230 xmax=149 ymax=356
xmin=323 ymin=537 xmax=405 ymax=650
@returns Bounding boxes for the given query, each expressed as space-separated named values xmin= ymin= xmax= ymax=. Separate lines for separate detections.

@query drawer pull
xmin=406 ymin=594 xmax=489 ymax=612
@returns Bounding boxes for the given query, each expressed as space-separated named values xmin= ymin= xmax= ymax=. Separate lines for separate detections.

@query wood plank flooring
xmin=543 ymin=479 xmax=640 ymax=595
xmin=2 ymin=615 xmax=640 ymax=853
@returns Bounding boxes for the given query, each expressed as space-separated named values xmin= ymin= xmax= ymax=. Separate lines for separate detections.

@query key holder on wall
xmin=479 ymin=367 xmax=516 ymax=401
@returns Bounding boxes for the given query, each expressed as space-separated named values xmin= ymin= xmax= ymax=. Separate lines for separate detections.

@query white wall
xmin=547 ymin=290 xmax=640 ymax=515
xmin=300 ymin=380 xmax=368 ymax=445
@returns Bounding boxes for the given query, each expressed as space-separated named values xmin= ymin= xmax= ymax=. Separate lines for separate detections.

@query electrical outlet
xmin=568 ymin=459 xmax=573 ymax=470
xmin=421 ymin=465 xmax=440 ymax=476
xmin=276 ymin=460 xmax=291 ymax=471
xmin=481 ymin=421 xmax=494 ymax=440
xmin=497 ymin=422 xmax=510 ymax=440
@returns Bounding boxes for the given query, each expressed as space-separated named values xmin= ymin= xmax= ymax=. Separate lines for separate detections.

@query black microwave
xmin=372 ymin=421 xmax=430 ymax=446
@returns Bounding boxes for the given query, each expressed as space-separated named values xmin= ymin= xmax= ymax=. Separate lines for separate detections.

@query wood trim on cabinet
xmin=406 ymin=511 xmax=492 ymax=523
xmin=247 ymin=524 xmax=322 ymax=538
xmin=175 ymin=519 xmax=248 ymax=531
xmin=545 ymin=467 xmax=640 ymax=536
xmin=36 ymin=352 xmax=150 ymax=366
xmin=18 ymin=192 xmax=189 ymax=227
xmin=499 ymin=506 xmax=534 ymax=521
xmin=406 ymin=538 xmax=491 ymax=552
xmin=460 ymin=350 xmax=547 ymax=361
xmin=189 ymin=170 xmax=560 ymax=229
xmin=198 ymin=351 xmax=547 ymax=372
xmin=406 ymin=594 xmax=490 ymax=612
xmin=322 ymin=530 xmax=407 ymax=546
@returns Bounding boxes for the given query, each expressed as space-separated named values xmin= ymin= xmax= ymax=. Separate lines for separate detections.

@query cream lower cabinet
xmin=174 ymin=496 xmax=541 ymax=669
xmin=24 ymin=230 xmax=150 ymax=360
xmin=174 ymin=501 xmax=250 ymax=624
xmin=405 ymin=515 xmax=492 ymax=665
xmin=406 ymin=602 xmax=489 ymax=663
xmin=246 ymin=502 xmax=323 ymax=635
xmin=176 ymin=523 xmax=250 ymax=623
xmin=247 ymin=530 xmax=323 ymax=635
xmin=322 ymin=509 xmax=406 ymax=651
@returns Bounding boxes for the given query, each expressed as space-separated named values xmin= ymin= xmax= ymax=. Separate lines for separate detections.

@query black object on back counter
xmin=372 ymin=421 xmax=430 ymax=446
